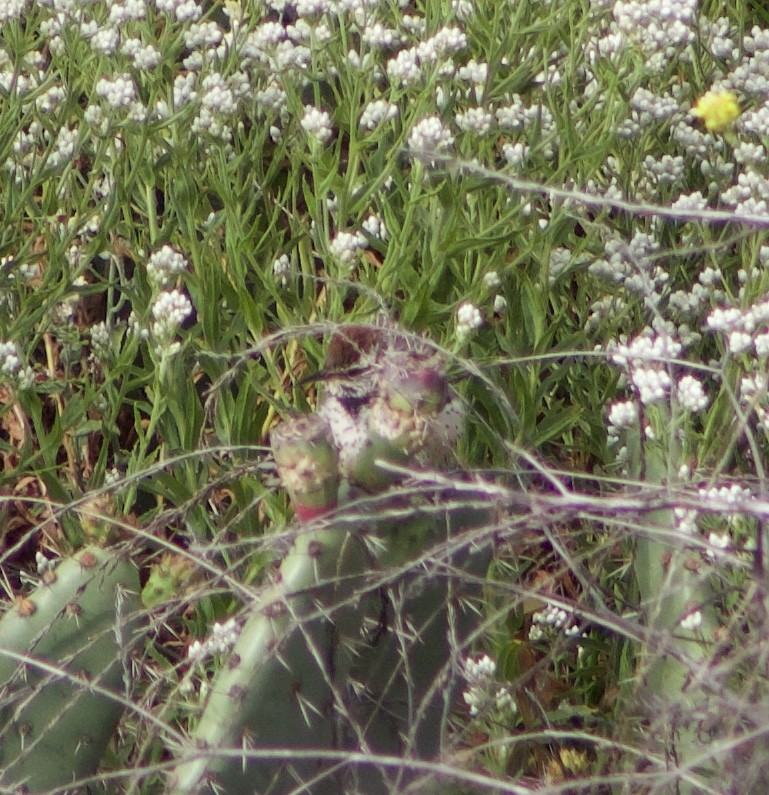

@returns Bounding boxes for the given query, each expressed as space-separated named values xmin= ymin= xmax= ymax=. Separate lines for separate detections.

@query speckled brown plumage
xmin=315 ymin=323 xmax=465 ymax=483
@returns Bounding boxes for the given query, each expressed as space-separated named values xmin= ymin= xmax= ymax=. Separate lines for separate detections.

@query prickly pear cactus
xmin=344 ymin=496 xmax=494 ymax=794
xmin=270 ymin=411 xmax=341 ymax=520
xmin=0 ymin=546 xmax=143 ymax=793
xmin=168 ymin=327 xmax=490 ymax=794
xmin=168 ymin=413 xmax=368 ymax=794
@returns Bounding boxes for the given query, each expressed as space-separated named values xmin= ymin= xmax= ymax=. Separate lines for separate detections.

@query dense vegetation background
xmin=2 ymin=0 xmax=769 ymax=792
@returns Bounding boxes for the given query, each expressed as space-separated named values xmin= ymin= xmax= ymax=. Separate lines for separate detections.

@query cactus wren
xmin=314 ymin=323 xmax=465 ymax=484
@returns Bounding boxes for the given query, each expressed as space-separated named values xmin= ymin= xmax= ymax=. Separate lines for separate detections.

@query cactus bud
xmin=270 ymin=414 xmax=340 ymax=521
xmin=379 ymin=354 xmax=450 ymax=416
xmin=345 ymin=358 xmax=462 ymax=490
xmin=141 ymin=552 xmax=200 ymax=609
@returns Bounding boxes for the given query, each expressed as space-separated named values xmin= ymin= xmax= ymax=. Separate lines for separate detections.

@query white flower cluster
xmin=361 ymin=22 xmax=401 ymax=48
xmin=121 ymin=38 xmax=161 ymax=70
xmin=739 ymin=372 xmax=769 ymax=430
xmin=642 ymin=154 xmax=684 ymax=187
xmin=606 ymin=399 xmax=638 ymax=444
xmin=667 ymin=265 xmax=724 ymax=322
xmin=495 ymin=95 xmax=528 ymax=131
xmin=0 ymin=341 xmax=34 ymax=389
xmin=583 ymin=295 xmax=624 ymax=332
xmin=452 ymin=0 xmax=473 ymax=20
xmin=739 ymin=104 xmax=769 ymax=136
xmin=720 ymin=167 xmax=769 ymax=218
xmin=456 ymin=302 xmax=482 ymax=338
xmin=108 ymin=0 xmax=146 ymax=26
xmin=301 ymin=106 xmax=334 ymax=144
xmin=609 ymin=330 xmax=682 ymax=406
xmin=609 ymin=0 xmax=697 ymax=72
xmin=529 ymin=603 xmax=579 ymax=641
xmin=734 ymin=141 xmax=765 ymax=165
xmin=481 ymin=272 xmax=506 ymax=314
xmin=502 ymin=141 xmax=528 ymax=169
xmin=385 ymin=25 xmax=467 ymax=87
xmin=671 ymin=190 xmax=708 ymax=212
xmin=184 ymin=20 xmax=222 ymax=50
xmin=361 ymin=213 xmax=387 ymax=241
xmin=254 ymin=81 xmax=288 ymax=119
xmin=90 ymin=321 xmax=112 ymax=362
xmin=173 ymin=73 xmax=198 ymax=109
xmin=678 ymin=483 xmax=753 ymax=550
xmin=189 ymin=72 xmax=242 ymax=141
xmin=147 ymin=246 xmax=188 ymax=288
xmin=243 ymin=20 xmax=285 ymax=58
xmin=676 ymin=374 xmax=708 ymax=412
xmin=670 ymin=117 xmax=720 ymax=159
xmin=496 ymin=98 xmax=557 ymax=159
xmin=674 ymin=507 xmax=698 ymax=535
xmin=272 ymin=254 xmax=292 ymax=287
xmin=680 ymin=610 xmax=702 ymax=631
xmin=200 ymin=73 xmax=237 ymax=115
xmin=330 ymin=230 xmax=367 ymax=265
xmin=46 ymin=126 xmax=78 ymax=170
xmin=726 ymin=25 xmax=769 ymax=98
xmin=462 ymin=655 xmax=516 ymax=718
xmin=610 ymin=330 xmax=682 ymax=366
xmin=589 ymin=232 xmax=668 ymax=310
xmin=454 ymin=107 xmax=493 ymax=135
xmin=631 ymin=367 xmax=671 ymax=405
xmin=0 ymin=0 xmax=26 ymax=23
xmin=95 ymin=73 xmax=137 ymax=109
xmin=0 ymin=255 xmax=36 ymax=284
xmin=698 ymin=482 xmax=752 ymax=508
xmin=150 ymin=289 xmax=193 ymax=355
xmin=630 ymin=87 xmax=679 ymax=124
xmin=457 ymin=58 xmax=488 ymax=87
xmin=154 ymin=0 xmax=201 ymax=22
xmin=359 ymin=99 xmax=398 ymax=131
xmin=187 ymin=618 xmax=239 ymax=662
xmin=35 ymin=84 xmax=66 ymax=114
xmin=706 ymin=531 xmax=730 ymax=559
xmin=407 ymin=115 xmax=454 ymax=161
xmin=707 ymin=298 xmax=769 ymax=357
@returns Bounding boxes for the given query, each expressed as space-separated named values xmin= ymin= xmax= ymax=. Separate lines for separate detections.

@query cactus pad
xmin=0 ymin=546 xmax=143 ymax=793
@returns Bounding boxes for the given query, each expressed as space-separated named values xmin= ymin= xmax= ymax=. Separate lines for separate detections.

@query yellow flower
xmin=691 ymin=90 xmax=740 ymax=133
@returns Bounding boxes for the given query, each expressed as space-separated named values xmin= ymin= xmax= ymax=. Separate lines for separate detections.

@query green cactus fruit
xmin=368 ymin=354 xmax=464 ymax=459
xmin=0 ymin=546 xmax=143 ymax=793
xmin=78 ymin=492 xmax=120 ymax=545
xmin=141 ymin=551 xmax=200 ymax=609
xmin=167 ymin=518 xmax=370 ymax=794
xmin=270 ymin=413 xmax=341 ymax=521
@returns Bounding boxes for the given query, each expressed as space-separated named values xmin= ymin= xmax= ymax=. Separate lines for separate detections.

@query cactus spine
xmin=0 ymin=546 xmax=142 ymax=793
